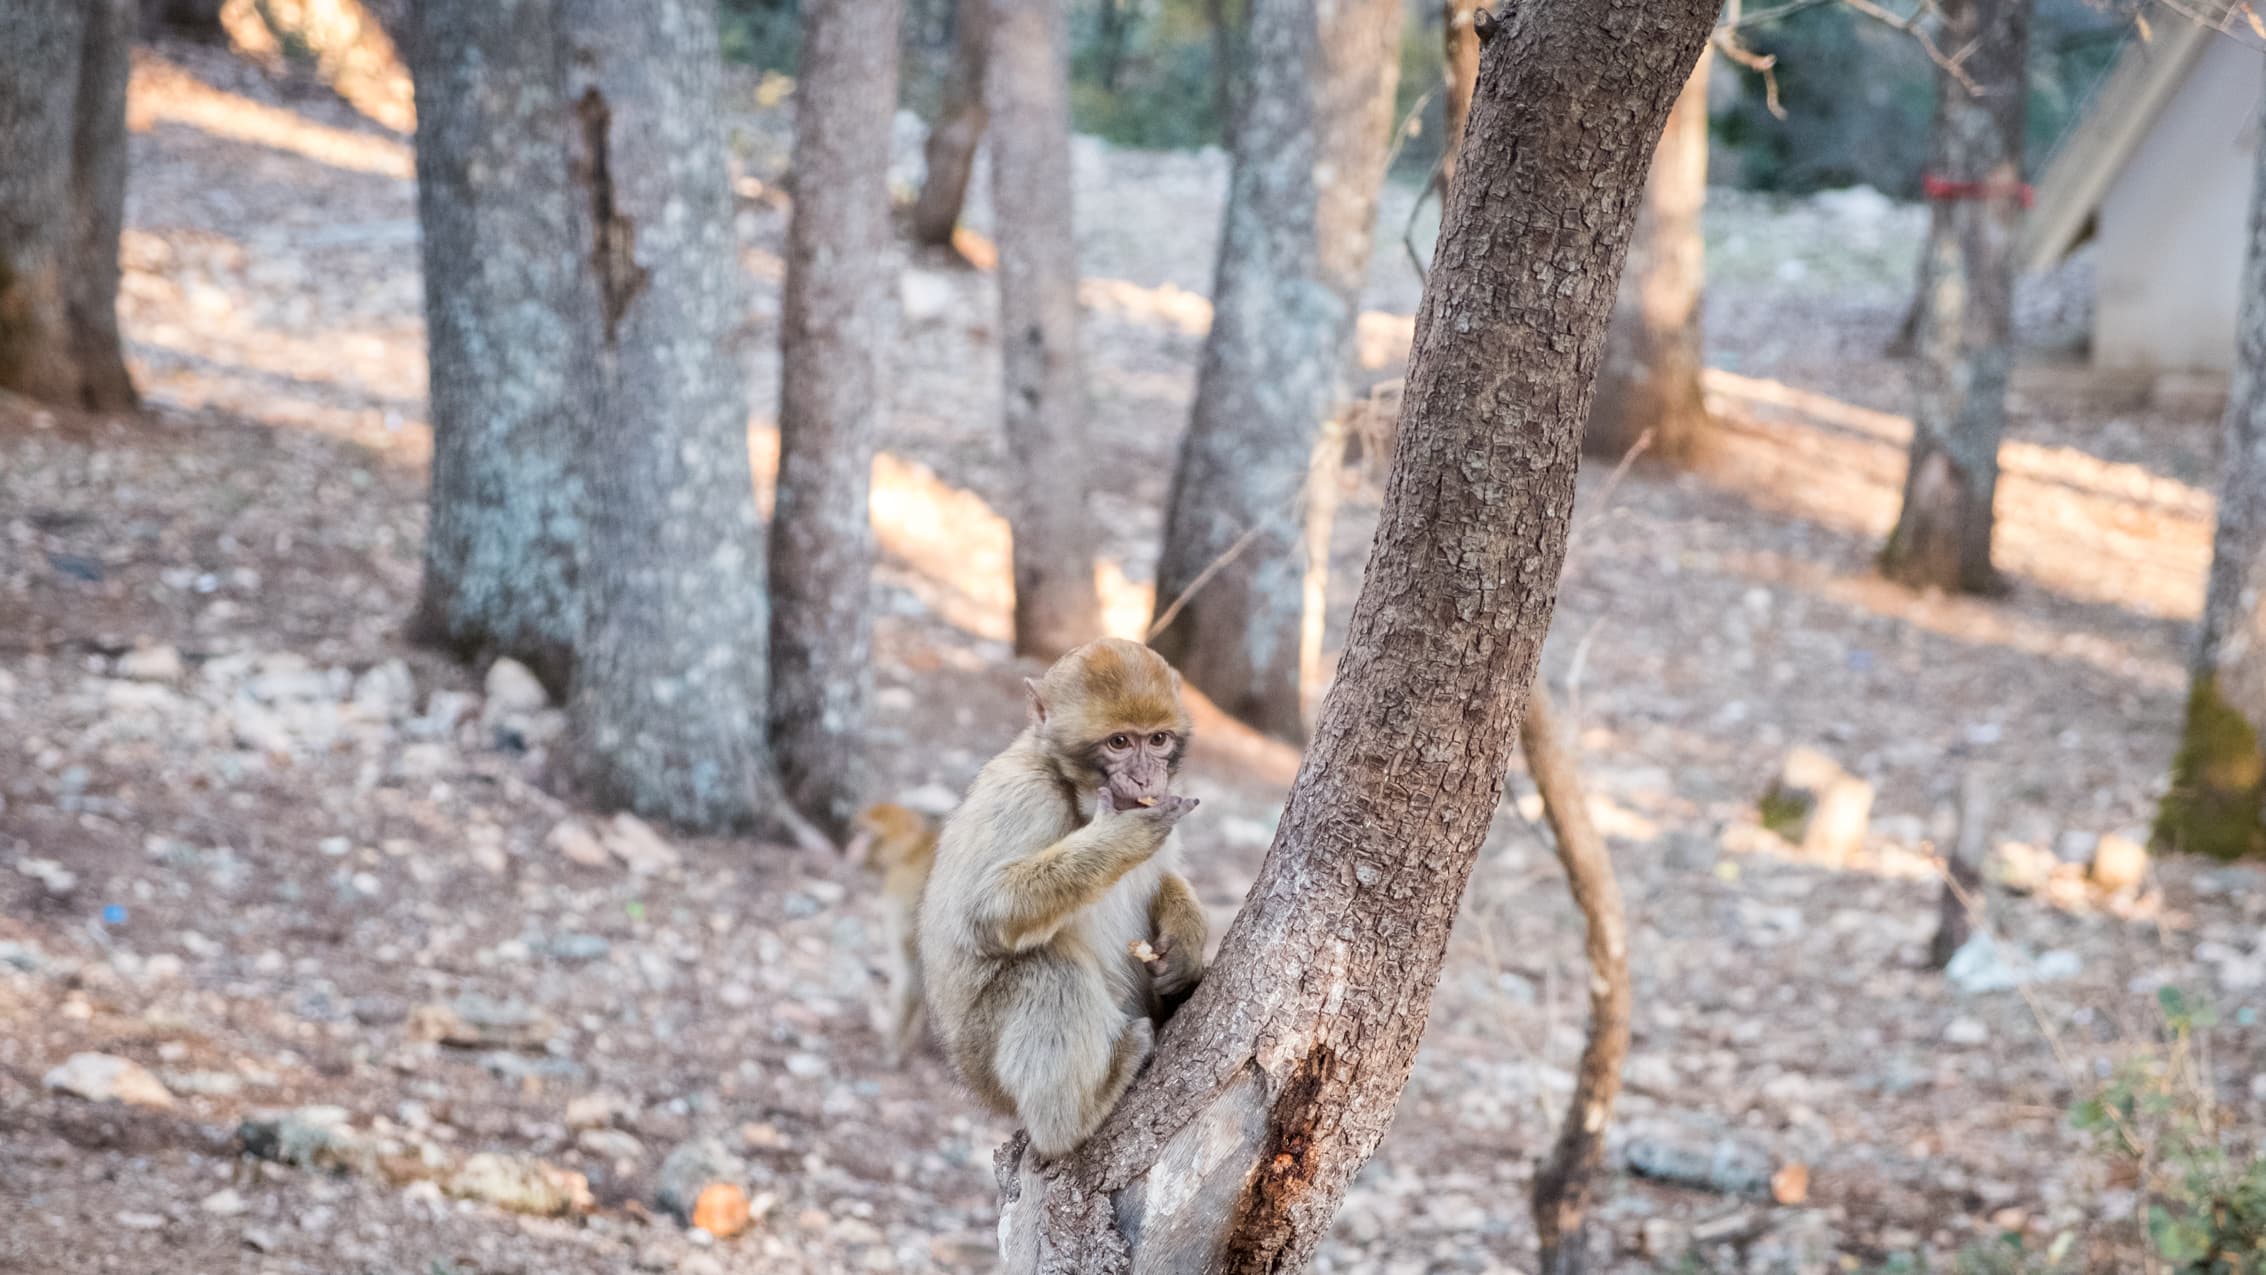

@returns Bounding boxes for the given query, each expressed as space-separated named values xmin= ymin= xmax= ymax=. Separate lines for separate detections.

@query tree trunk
xmin=561 ymin=0 xmax=780 ymax=833
xmin=0 ymin=0 xmax=138 ymax=412
xmin=992 ymin=5 xmax=1715 ymax=1269
xmin=770 ymin=0 xmax=903 ymax=843
xmin=1929 ymin=768 xmax=1992 ymax=966
xmin=2157 ymin=106 xmax=2266 ymax=861
xmin=1149 ymin=0 xmax=1402 ymax=745
xmin=1521 ymin=683 xmax=1632 ymax=1275
xmin=406 ymin=0 xmax=588 ymax=692
xmin=1205 ymin=0 xmax=1242 ymax=133
xmin=1585 ymin=48 xmax=1711 ymax=465
xmin=909 ymin=0 xmax=986 ymax=250
xmin=986 ymin=0 xmax=1103 ymax=659
xmin=142 ymin=0 xmax=227 ymax=38
xmin=1438 ymin=0 xmax=1481 ymax=194
xmin=1880 ymin=0 xmax=2027 ymax=594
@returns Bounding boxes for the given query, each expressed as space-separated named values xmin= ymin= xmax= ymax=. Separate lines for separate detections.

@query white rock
xmin=351 ymin=659 xmax=415 ymax=720
xmin=44 ymin=1052 xmax=176 ymax=1109
xmin=115 ymin=644 xmax=185 ymax=683
xmin=900 ymin=269 xmax=958 ymax=326
xmin=201 ymin=1188 xmax=248 ymax=1217
xmin=548 ymin=819 xmax=612 ymax=869
xmin=605 ymin=814 xmax=682 ymax=875
xmin=1943 ymin=1017 xmax=1990 ymax=1046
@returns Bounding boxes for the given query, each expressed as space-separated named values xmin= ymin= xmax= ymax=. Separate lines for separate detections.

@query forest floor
xmin=2 ymin=38 xmax=2260 ymax=1275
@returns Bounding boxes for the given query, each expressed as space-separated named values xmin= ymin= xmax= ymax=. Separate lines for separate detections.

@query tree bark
xmin=406 ymin=0 xmax=588 ymax=692
xmin=1520 ymin=683 xmax=1632 ymax=1275
xmin=1929 ymin=768 xmax=1992 ymax=966
xmin=561 ymin=0 xmax=780 ymax=833
xmin=770 ymin=0 xmax=903 ymax=843
xmin=142 ymin=0 xmax=226 ymax=38
xmin=992 ymin=5 xmax=1715 ymax=1269
xmin=1438 ymin=0 xmax=1481 ymax=195
xmin=909 ymin=0 xmax=986 ymax=250
xmin=986 ymin=0 xmax=1103 ymax=659
xmin=1149 ymin=0 xmax=1402 ymax=745
xmin=2157 ymin=104 xmax=2266 ymax=861
xmin=0 ymin=0 xmax=138 ymax=412
xmin=1880 ymin=0 xmax=2027 ymax=594
xmin=1585 ymin=48 xmax=1711 ymax=466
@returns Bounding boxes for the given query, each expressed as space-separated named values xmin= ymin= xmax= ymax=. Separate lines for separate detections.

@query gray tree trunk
xmin=407 ymin=0 xmax=588 ymax=691
xmin=1585 ymin=49 xmax=1711 ymax=465
xmin=770 ymin=0 xmax=903 ymax=842
xmin=2157 ymin=103 xmax=2266 ymax=861
xmin=1881 ymin=0 xmax=2027 ymax=593
xmin=0 ymin=0 xmax=138 ymax=411
xmin=1149 ymin=0 xmax=1401 ymax=744
xmin=992 ymin=4 xmax=1715 ymax=1269
xmin=561 ymin=0 xmax=779 ymax=832
xmin=986 ymin=0 xmax=1102 ymax=659
xmin=909 ymin=0 xmax=986 ymax=251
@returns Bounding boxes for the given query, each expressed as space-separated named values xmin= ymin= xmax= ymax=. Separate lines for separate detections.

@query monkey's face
xmin=1027 ymin=638 xmax=1193 ymax=807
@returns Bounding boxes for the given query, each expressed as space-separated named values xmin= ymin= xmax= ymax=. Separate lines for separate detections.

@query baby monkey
xmin=845 ymin=801 xmax=939 ymax=1067
xmin=919 ymin=638 xmax=1207 ymax=1157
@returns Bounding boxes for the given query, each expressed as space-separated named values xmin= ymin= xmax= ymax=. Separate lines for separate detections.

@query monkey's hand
xmin=1139 ymin=935 xmax=1204 ymax=999
xmin=1095 ymin=788 xmax=1199 ymax=833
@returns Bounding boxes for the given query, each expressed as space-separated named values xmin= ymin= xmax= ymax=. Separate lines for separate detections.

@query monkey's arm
xmin=1147 ymin=872 xmax=1208 ymax=1005
xmin=985 ymin=818 xmax=1172 ymax=952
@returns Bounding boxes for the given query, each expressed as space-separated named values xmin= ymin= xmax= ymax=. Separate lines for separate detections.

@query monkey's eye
xmin=1107 ymin=734 xmax=1133 ymax=751
xmin=1148 ymin=732 xmax=1173 ymax=749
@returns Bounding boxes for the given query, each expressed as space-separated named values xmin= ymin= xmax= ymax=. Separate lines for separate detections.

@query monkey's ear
xmin=1024 ymin=678 xmax=1048 ymax=726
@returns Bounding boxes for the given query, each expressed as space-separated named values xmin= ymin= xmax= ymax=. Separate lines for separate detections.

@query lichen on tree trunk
xmin=0 ymin=0 xmax=139 ymax=411
xmin=1149 ymin=0 xmax=1402 ymax=746
xmin=560 ymin=0 xmax=780 ymax=833
xmin=1881 ymin=0 xmax=2027 ymax=594
xmin=406 ymin=0 xmax=588 ymax=691
xmin=770 ymin=0 xmax=903 ymax=841
xmin=986 ymin=0 xmax=1103 ymax=659
xmin=2159 ymin=102 xmax=2266 ymax=861
xmin=1584 ymin=49 xmax=1711 ymax=466
xmin=992 ymin=3 xmax=1716 ymax=1268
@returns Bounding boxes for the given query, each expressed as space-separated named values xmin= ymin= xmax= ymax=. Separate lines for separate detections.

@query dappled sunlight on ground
xmin=127 ymin=52 xmax=411 ymax=179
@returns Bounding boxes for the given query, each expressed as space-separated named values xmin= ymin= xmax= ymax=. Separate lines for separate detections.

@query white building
xmin=2022 ymin=17 xmax=2263 ymax=378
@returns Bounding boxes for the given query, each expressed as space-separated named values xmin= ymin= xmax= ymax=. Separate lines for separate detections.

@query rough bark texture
xmin=1880 ymin=0 xmax=2027 ymax=593
xmin=406 ymin=0 xmax=587 ymax=692
xmin=1149 ymin=0 xmax=1402 ymax=745
xmin=561 ymin=0 xmax=779 ymax=832
xmin=770 ymin=0 xmax=903 ymax=842
xmin=1438 ymin=0 xmax=1482 ymax=194
xmin=992 ymin=5 xmax=1715 ymax=1270
xmin=909 ymin=0 xmax=986 ymax=250
xmin=1521 ymin=684 xmax=1632 ymax=1275
xmin=0 ymin=0 xmax=138 ymax=411
xmin=2157 ymin=109 xmax=2266 ymax=861
xmin=1585 ymin=49 xmax=1711 ymax=466
xmin=987 ymin=0 xmax=1103 ymax=659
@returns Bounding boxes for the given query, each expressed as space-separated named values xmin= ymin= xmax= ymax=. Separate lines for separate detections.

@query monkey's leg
xmin=988 ymin=821 xmax=1169 ymax=951
xmin=1147 ymin=872 xmax=1209 ymax=1003
xmin=995 ymin=963 xmax=1152 ymax=1158
xmin=884 ymin=952 xmax=924 ymax=1067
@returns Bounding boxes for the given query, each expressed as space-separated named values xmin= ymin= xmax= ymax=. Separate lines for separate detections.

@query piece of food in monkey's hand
xmin=1135 ymin=796 xmax=1160 ymax=807
xmin=1128 ymin=939 xmax=1161 ymax=964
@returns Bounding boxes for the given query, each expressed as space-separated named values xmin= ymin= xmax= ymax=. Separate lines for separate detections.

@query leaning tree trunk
xmin=908 ymin=0 xmax=986 ymax=250
xmin=561 ymin=0 xmax=779 ymax=832
xmin=0 ymin=0 xmax=138 ymax=411
xmin=406 ymin=0 xmax=588 ymax=691
xmin=1149 ymin=0 xmax=1402 ymax=745
xmin=1585 ymin=48 xmax=1712 ymax=465
xmin=2157 ymin=106 xmax=2266 ymax=861
xmin=1880 ymin=0 xmax=2027 ymax=593
xmin=770 ymin=0 xmax=903 ymax=843
xmin=1520 ymin=683 xmax=1633 ymax=1275
xmin=993 ymin=5 xmax=1715 ymax=1269
xmin=987 ymin=0 xmax=1103 ymax=659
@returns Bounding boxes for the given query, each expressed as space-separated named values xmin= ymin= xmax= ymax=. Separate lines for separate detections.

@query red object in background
xmin=1922 ymin=174 xmax=2035 ymax=208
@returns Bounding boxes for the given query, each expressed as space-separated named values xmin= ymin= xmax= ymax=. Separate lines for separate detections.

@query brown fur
xmin=846 ymin=802 xmax=938 ymax=1066
xmin=918 ymin=639 xmax=1208 ymax=1156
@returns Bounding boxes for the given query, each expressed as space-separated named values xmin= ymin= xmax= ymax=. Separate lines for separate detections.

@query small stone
xmin=241 ymin=1227 xmax=279 ymax=1253
xmin=409 ymin=994 xmax=560 ymax=1051
xmin=2090 ymin=833 xmax=2149 ymax=893
xmin=548 ymin=820 xmax=611 ymax=869
xmin=605 ymin=814 xmax=682 ymax=875
xmin=350 ymin=659 xmax=415 ymax=719
xmin=690 ymin=1182 xmax=752 ymax=1239
xmin=201 ymin=1188 xmax=248 ymax=1217
xmin=238 ymin=1106 xmax=372 ymax=1174
xmin=115 ymin=1210 xmax=167 ymax=1231
xmin=899 ymin=268 xmax=957 ymax=325
xmin=577 ymin=1127 xmax=644 ymax=1162
xmin=566 ymin=1092 xmax=622 ymax=1129
xmin=656 ymin=1137 xmax=749 ymax=1223
xmin=1943 ymin=1017 xmax=1990 ymax=1046
xmin=1770 ymin=1162 xmax=1810 ymax=1205
xmin=483 ymin=658 xmax=550 ymax=714
xmin=44 ymin=1052 xmax=176 ymax=1109
xmin=445 ymin=1152 xmax=594 ymax=1217
xmin=115 ymin=644 xmax=185 ymax=683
